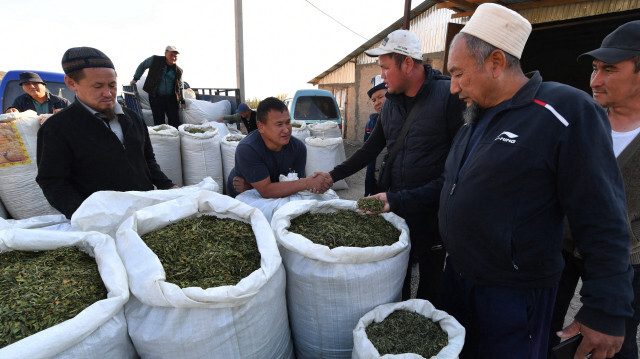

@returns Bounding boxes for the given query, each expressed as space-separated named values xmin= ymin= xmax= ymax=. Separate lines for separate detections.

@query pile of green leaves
xmin=291 ymin=122 xmax=302 ymax=128
xmin=366 ymin=310 xmax=448 ymax=358
xmin=289 ymin=209 xmax=399 ymax=248
xmin=357 ymin=197 xmax=385 ymax=213
xmin=185 ymin=127 xmax=206 ymax=134
xmin=142 ymin=215 xmax=261 ymax=288
xmin=0 ymin=246 xmax=107 ymax=348
xmin=226 ymin=134 xmax=244 ymax=142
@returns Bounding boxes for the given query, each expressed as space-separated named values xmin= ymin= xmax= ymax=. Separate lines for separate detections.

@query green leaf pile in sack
xmin=221 ymin=133 xmax=245 ymax=194
xmin=71 ymin=177 xmax=218 ymax=238
xmin=271 ymin=199 xmax=410 ymax=358
xmin=235 ymin=172 xmax=339 ymax=223
xmin=0 ymin=111 xmax=61 ymax=219
xmin=115 ymin=190 xmax=294 ymax=359
xmin=0 ymin=229 xmax=135 ymax=359
xmin=308 ymin=121 xmax=342 ymax=139
xmin=148 ymin=124 xmax=183 ymax=187
xmin=352 ymin=299 xmax=465 ymax=359
xmin=305 ymin=136 xmax=349 ymax=190
xmin=179 ymin=123 xmax=223 ymax=191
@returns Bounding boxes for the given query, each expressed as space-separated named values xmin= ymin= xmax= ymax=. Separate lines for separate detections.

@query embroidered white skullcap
xmin=460 ymin=3 xmax=532 ymax=59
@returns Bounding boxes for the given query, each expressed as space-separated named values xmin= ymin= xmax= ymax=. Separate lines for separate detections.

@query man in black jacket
xmin=130 ymin=46 xmax=186 ymax=128
xmin=317 ymin=29 xmax=465 ymax=304
xmin=36 ymin=47 xmax=177 ymax=219
xmin=378 ymin=4 xmax=633 ymax=358
xmin=5 ymin=72 xmax=70 ymax=115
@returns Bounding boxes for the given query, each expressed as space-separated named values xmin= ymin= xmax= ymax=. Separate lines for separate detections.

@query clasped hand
xmin=308 ymin=172 xmax=333 ymax=194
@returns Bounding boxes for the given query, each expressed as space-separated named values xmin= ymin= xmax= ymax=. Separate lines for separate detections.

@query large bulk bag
xmin=133 ymin=75 xmax=151 ymax=110
xmin=115 ymin=191 xmax=294 ymax=359
xmin=0 ymin=229 xmax=135 ymax=359
xmin=70 ymin=178 xmax=218 ymax=238
xmin=291 ymin=120 xmax=310 ymax=142
xmin=272 ymin=199 xmax=410 ymax=359
xmin=305 ymin=136 xmax=348 ymax=190
xmin=148 ymin=124 xmax=183 ymax=187
xmin=352 ymin=299 xmax=465 ymax=359
xmin=0 ymin=111 xmax=61 ymax=219
xmin=179 ymin=123 xmax=223 ymax=191
xmin=308 ymin=121 xmax=342 ymax=138
xmin=0 ymin=199 xmax=8 ymax=219
xmin=182 ymin=98 xmax=231 ymax=125
xmin=221 ymin=133 xmax=245 ymax=194
xmin=235 ymin=173 xmax=339 ymax=223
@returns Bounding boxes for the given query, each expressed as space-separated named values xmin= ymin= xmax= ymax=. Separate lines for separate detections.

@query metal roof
xmin=308 ymin=0 xmax=595 ymax=84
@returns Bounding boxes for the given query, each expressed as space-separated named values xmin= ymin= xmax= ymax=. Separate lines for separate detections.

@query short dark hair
xmin=256 ymin=97 xmax=288 ymax=123
xmin=65 ymin=69 xmax=85 ymax=82
xmin=391 ymin=53 xmax=423 ymax=68
xmin=453 ymin=32 xmax=521 ymax=70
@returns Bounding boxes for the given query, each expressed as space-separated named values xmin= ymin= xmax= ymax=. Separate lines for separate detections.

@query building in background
xmin=310 ymin=0 xmax=640 ymax=141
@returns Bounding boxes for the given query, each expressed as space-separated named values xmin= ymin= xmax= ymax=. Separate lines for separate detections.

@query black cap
xmin=61 ymin=47 xmax=115 ymax=74
xmin=19 ymin=71 xmax=45 ymax=85
xmin=578 ymin=20 xmax=640 ymax=63
xmin=367 ymin=82 xmax=387 ymax=99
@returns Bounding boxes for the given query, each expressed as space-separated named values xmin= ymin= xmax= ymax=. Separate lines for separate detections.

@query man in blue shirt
xmin=227 ymin=97 xmax=330 ymax=198
xmin=130 ymin=46 xmax=185 ymax=128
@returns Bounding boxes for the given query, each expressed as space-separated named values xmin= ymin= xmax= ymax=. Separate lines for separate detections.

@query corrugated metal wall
xmin=519 ymin=0 xmax=640 ymax=23
xmin=317 ymin=61 xmax=355 ymax=86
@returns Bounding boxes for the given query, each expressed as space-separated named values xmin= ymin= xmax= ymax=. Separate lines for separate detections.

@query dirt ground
xmin=336 ymin=139 xmax=639 ymax=353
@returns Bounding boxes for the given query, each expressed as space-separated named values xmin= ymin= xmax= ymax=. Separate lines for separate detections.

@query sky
xmin=2 ymin=0 xmax=421 ymax=100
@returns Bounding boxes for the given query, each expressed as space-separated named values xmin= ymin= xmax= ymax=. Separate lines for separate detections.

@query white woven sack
xmin=0 ymin=229 xmax=135 ymax=359
xmin=134 ymin=75 xmax=150 ymax=109
xmin=305 ymin=136 xmax=349 ymax=190
xmin=148 ymin=124 xmax=183 ymax=187
xmin=291 ymin=120 xmax=310 ymax=142
xmin=221 ymin=133 xmax=245 ymax=194
xmin=71 ymin=177 xmax=218 ymax=238
xmin=115 ymin=190 xmax=294 ymax=359
xmin=272 ymin=199 xmax=411 ymax=359
xmin=183 ymin=88 xmax=197 ymax=99
xmin=0 ymin=111 xmax=61 ymax=219
xmin=352 ymin=299 xmax=465 ymax=359
xmin=308 ymin=121 xmax=342 ymax=138
xmin=210 ymin=120 xmax=230 ymax=138
xmin=182 ymin=98 xmax=231 ymax=125
xmin=0 ymin=214 xmax=69 ymax=231
xmin=179 ymin=123 xmax=223 ymax=190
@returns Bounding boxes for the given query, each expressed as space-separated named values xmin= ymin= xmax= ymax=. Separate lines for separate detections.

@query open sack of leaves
xmin=115 ymin=190 xmax=293 ymax=359
xmin=271 ymin=199 xmax=410 ymax=359
xmin=0 ymin=228 xmax=135 ymax=359
xmin=352 ymin=299 xmax=465 ymax=359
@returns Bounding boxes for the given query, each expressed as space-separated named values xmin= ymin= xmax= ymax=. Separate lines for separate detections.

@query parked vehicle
xmin=0 ymin=70 xmax=73 ymax=113
xmin=285 ymin=89 xmax=342 ymax=130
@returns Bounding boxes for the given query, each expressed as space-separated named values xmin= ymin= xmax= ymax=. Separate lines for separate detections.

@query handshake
xmin=307 ymin=171 xmax=334 ymax=194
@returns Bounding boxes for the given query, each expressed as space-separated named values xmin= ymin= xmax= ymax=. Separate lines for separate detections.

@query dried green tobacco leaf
xmin=291 ymin=122 xmax=302 ymax=128
xmin=226 ymin=134 xmax=243 ymax=142
xmin=289 ymin=209 xmax=399 ymax=248
xmin=366 ymin=310 xmax=448 ymax=358
xmin=357 ymin=197 xmax=385 ymax=213
xmin=185 ymin=127 xmax=207 ymax=134
xmin=0 ymin=246 xmax=107 ymax=348
xmin=142 ymin=215 xmax=260 ymax=289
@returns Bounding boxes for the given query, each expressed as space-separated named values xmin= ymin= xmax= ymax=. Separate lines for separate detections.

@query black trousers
xmin=150 ymin=94 xmax=180 ymax=128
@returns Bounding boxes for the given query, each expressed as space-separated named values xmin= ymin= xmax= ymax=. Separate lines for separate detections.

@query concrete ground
xmin=335 ymin=139 xmax=639 ymax=353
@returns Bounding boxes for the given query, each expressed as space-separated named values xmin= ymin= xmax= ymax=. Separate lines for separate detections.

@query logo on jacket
xmin=495 ymin=131 xmax=518 ymax=144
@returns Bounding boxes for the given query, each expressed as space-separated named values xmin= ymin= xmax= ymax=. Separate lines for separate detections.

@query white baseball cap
xmin=165 ymin=45 xmax=180 ymax=53
xmin=365 ymin=30 xmax=423 ymax=60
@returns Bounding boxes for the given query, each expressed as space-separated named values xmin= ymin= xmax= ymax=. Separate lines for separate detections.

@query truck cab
xmin=0 ymin=70 xmax=73 ymax=113
xmin=285 ymin=89 xmax=342 ymax=130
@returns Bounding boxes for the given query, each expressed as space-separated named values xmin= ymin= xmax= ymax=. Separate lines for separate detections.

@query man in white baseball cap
xmin=412 ymin=3 xmax=633 ymax=358
xmin=319 ymin=28 xmax=466 ymax=305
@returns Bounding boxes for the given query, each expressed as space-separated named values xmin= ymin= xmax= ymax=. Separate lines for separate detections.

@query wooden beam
xmin=446 ymin=0 xmax=479 ymax=10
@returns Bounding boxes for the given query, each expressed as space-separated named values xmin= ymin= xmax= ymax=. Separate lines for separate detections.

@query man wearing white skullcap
xmin=388 ymin=3 xmax=633 ymax=358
